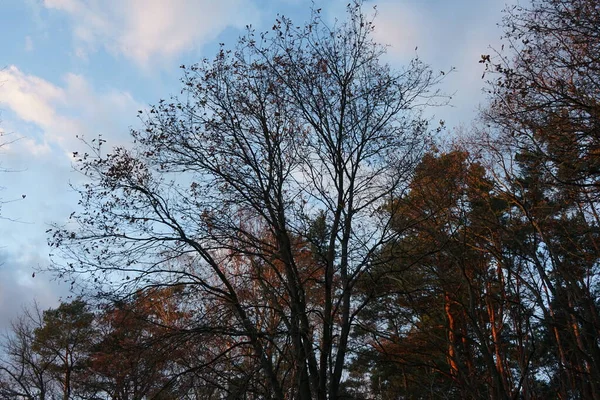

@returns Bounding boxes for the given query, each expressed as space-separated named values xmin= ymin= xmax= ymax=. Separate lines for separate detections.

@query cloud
xmin=0 ymin=249 xmax=68 ymax=332
xmin=0 ymin=66 xmax=142 ymax=154
xmin=0 ymin=66 xmax=80 ymax=149
xmin=43 ymin=0 xmax=259 ymax=66
xmin=24 ymin=36 xmax=34 ymax=52
xmin=0 ymin=67 xmax=142 ymax=327
xmin=362 ymin=0 xmax=513 ymax=130
xmin=370 ymin=1 xmax=423 ymax=59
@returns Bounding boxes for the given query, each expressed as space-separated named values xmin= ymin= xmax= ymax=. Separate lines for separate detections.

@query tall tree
xmin=481 ymin=0 xmax=600 ymax=397
xmin=48 ymin=2 xmax=444 ymax=398
xmin=350 ymin=150 xmax=544 ymax=400
xmin=33 ymin=300 xmax=97 ymax=400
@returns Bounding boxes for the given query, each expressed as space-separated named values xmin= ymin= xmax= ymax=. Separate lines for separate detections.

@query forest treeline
xmin=2 ymin=0 xmax=599 ymax=398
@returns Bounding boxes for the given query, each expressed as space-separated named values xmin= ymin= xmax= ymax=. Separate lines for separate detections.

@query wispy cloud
xmin=365 ymin=0 xmax=513 ymax=129
xmin=370 ymin=1 xmax=423 ymax=59
xmin=24 ymin=36 xmax=34 ymax=52
xmin=43 ymin=0 xmax=259 ymax=66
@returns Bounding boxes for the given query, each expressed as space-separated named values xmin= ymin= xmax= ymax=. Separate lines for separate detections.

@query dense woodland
xmin=1 ymin=0 xmax=599 ymax=398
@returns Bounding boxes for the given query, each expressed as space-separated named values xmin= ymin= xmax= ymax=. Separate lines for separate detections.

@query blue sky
xmin=0 ymin=0 xmax=510 ymax=328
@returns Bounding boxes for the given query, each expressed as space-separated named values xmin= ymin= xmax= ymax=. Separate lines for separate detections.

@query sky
xmin=0 ymin=0 xmax=511 ymax=330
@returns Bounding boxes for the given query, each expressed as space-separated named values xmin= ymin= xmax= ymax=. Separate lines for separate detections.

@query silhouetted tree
xmin=48 ymin=2 xmax=445 ymax=398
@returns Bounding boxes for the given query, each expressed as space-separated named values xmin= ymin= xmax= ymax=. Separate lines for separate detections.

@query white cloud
xmin=21 ymin=138 xmax=52 ymax=156
xmin=0 ymin=66 xmax=142 ymax=153
xmin=43 ymin=0 xmax=259 ymax=66
xmin=0 ymin=66 xmax=79 ymax=147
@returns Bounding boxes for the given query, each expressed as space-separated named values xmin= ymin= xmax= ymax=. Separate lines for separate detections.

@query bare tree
xmin=0 ymin=304 xmax=55 ymax=400
xmin=49 ymin=2 xmax=445 ymax=398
